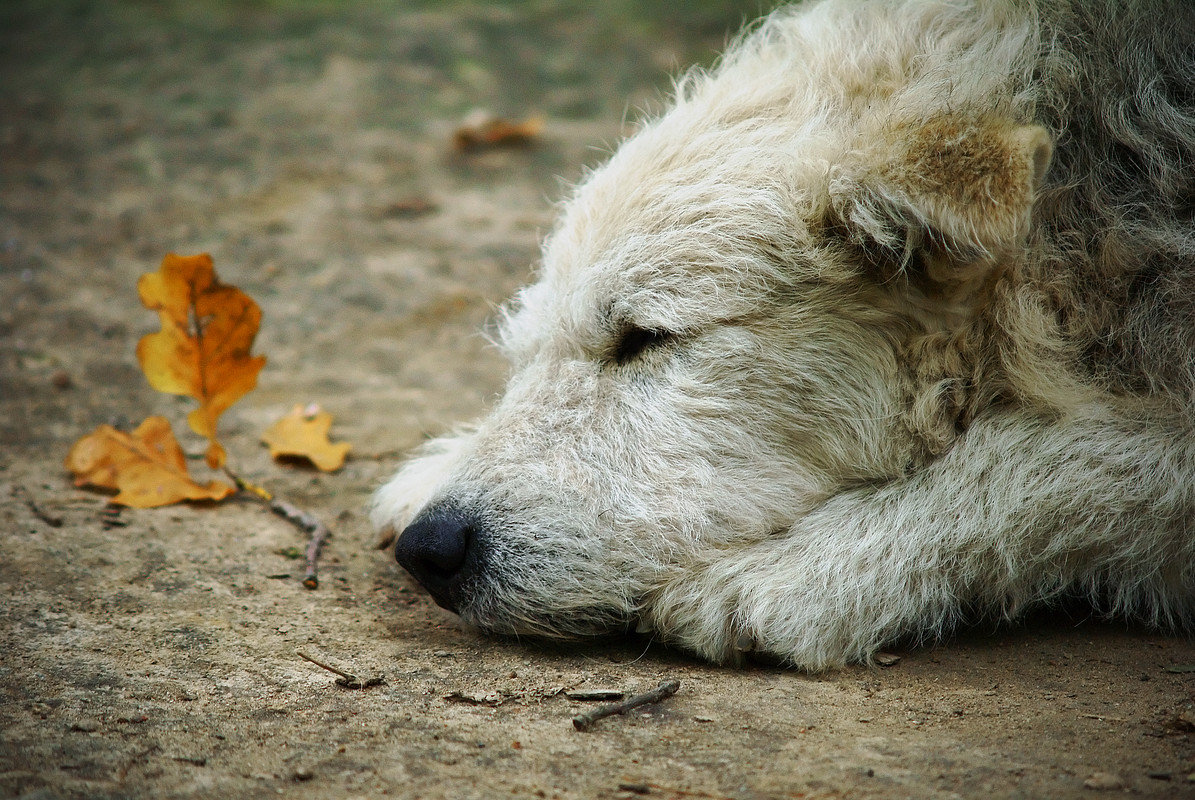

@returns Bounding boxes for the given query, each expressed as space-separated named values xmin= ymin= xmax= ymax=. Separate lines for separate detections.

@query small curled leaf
xmin=261 ymin=404 xmax=352 ymax=472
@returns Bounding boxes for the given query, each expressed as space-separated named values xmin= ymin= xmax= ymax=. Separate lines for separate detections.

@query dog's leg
xmin=645 ymin=408 xmax=1195 ymax=669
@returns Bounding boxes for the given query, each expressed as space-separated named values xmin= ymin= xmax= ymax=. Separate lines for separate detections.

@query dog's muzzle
xmin=393 ymin=502 xmax=485 ymax=613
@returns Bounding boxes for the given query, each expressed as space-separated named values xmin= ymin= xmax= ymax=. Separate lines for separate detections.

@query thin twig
xmin=100 ymin=504 xmax=128 ymax=528
xmin=226 ymin=470 xmax=331 ymax=589
xmin=296 ymin=650 xmax=385 ymax=689
xmin=572 ymin=679 xmax=681 ymax=732
xmin=117 ymin=744 xmax=161 ymax=783
xmin=14 ymin=485 xmax=64 ymax=527
xmin=297 ymin=650 xmax=358 ymax=683
xmin=644 ymin=784 xmax=734 ymax=799
xmin=268 ymin=498 xmax=331 ymax=590
xmin=621 ymin=785 xmax=729 ymax=799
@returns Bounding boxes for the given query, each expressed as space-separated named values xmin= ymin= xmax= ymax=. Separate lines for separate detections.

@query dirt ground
xmin=2 ymin=2 xmax=1193 ymax=798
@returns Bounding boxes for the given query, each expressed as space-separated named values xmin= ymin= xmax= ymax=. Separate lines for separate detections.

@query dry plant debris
xmin=572 ymin=680 xmax=681 ymax=732
xmin=136 ymin=252 xmax=266 ymax=469
xmin=64 ymin=252 xmax=339 ymax=586
xmin=297 ymin=650 xmax=386 ymax=690
xmin=453 ymin=109 xmax=544 ymax=151
xmin=261 ymin=403 xmax=352 ymax=471
xmin=65 ymin=416 xmax=234 ymax=508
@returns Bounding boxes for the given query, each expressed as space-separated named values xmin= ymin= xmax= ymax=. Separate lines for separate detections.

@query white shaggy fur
xmin=374 ymin=0 xmax=1195 ymax=669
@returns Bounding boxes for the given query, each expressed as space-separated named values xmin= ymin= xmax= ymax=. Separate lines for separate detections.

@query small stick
xmin=226 ymin=470 xmax=331 ymax=589
xmin=100 ymin=504 xmax=128 ymax=528
xmin=640 ymin=785 xmax=728 ymax=799
xmin=572 ymin=679 xmax=680 ymax=732
xmin=14 ymin=485 xmax=64 ymax=527
xmin=117 ymin=744 xmax=161 ymax=783
xmin=269 ymin=498 xmax=330 ymax=589
xmin=297 ymin=650 xmax=358 ymax=684
xmin=296 ymin=650 xmax=384 ymax=689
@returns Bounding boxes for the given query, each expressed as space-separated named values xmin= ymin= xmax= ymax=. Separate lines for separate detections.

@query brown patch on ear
xmin=827 ymin=114 xmax=1051 ymax=308
xmin=886 ymin=115 xmax=1052 ymax=256
xmin=898 ymin=117 xmax=1022 ymax=210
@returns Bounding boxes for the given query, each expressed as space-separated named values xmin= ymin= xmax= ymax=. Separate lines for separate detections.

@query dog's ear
xmin=827 ymin=115 xmax=1052 ymax=292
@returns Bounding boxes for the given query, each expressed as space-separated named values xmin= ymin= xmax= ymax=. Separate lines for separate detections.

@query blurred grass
xmin=1 ymin=0 xmax=779 ymax=37
xmin=1 ymin=0 xmax=784 ymax=128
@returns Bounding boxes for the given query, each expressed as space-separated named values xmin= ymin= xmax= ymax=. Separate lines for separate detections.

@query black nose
xmin=394 ymin=503 xmax=479 ymax=613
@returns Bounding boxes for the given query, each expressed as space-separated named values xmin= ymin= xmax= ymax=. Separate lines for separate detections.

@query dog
xmin=373 ymin=0 xmax=1195 ymax=669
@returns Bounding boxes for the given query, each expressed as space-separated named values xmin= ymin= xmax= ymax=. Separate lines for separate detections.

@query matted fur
xmin=373 ymin=0 xmax=1195 ymax=669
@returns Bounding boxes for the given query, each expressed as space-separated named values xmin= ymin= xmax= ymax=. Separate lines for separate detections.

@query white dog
xmin=373 ymin=0 xmax=1195 ymax=669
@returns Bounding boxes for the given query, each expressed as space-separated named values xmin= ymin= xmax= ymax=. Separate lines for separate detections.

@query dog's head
xmin=373 ymin=13 xmax=1052 ymax=647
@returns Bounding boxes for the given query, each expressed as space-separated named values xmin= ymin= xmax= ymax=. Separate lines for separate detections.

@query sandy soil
xmin=2 ymin=2 xmax=1193 ymax=798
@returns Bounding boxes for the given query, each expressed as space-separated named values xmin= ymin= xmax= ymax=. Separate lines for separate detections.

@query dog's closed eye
xmin=613 ymin=325 xmax=676 ymax=365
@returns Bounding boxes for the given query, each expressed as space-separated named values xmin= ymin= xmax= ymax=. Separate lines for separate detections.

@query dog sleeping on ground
xmin=373 ymin=0 xmax=1195 ymax=669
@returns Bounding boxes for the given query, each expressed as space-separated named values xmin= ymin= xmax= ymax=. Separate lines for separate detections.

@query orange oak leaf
xmin=136 ymin=253 xmax=266 ymax=469
xmin=64 ymin=416 xmax=235 ymax=508
xmin=261 ymin=403 xmax=352 ymax=472
xmin=453 ymin=110 xmax=543 ymax=152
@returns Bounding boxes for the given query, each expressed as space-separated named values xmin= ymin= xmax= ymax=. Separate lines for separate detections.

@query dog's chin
xmin=458 ymin=599 xmax=638 ymax=642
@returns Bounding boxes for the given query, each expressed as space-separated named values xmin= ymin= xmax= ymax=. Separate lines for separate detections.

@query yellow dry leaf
xmin=261 ymin=404 xmax=352 ymax=472
xmin=453 ymin=110 xmax=544 ymax=151
xmin=136 ymin=253 xmax=266 ymax=468
xmin=64 ymin=416 xmax=235 ymax=508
